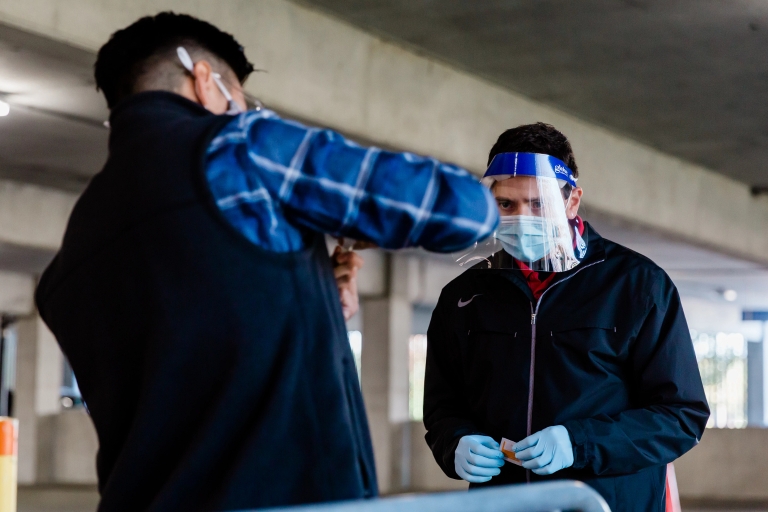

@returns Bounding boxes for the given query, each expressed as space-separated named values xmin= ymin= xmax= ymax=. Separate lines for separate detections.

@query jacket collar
xmin=578 ymin=221 xmax=607 ymax=266
xmin=474 ymin=220 xmax=607 ymax=302
xmin=107 ymin=91 xmax=213 ymax=150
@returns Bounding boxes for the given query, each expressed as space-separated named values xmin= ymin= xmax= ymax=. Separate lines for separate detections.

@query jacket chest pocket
xmin=548 ymin=324 xmax=625 ymax=367
xmin=466 ymin=326 xmax=522 ymax=364
xmin=466 ymin=305 xmax=527 ymax=355
xmin=463 ymin=307 xmax=531 ymax=393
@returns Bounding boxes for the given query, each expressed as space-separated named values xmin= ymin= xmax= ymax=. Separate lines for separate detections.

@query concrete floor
xmin=686 ymin=509 xmax=768 ymax=512
xmin=684 ymin=504 xmax=768 ymax=512
xmin=18 ymin=485 xmax=99 ymax=512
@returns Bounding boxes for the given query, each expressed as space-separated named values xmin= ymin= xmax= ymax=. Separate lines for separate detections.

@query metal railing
xmin=256 ymin=481 xmax=611 ymax=512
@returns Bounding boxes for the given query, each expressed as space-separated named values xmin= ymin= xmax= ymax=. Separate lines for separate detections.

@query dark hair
xmin=94 ymin=12 xmax=255 ymax=108
xmin=488 ymin=122 xmax=578 ymax=180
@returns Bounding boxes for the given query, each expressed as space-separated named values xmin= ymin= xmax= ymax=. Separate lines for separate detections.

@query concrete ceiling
xmin=0 ymin=22 xmax=108 ymax=193
xmin=298 ymin=0 xmax=768 ymax=189
xmin=0 ymin=11 xmax=766 ymax=312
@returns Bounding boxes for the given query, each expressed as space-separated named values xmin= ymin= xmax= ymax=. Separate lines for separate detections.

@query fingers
xmin=466 ymin=452 xmax=505 ymax=468
xmin=333 ymin=251 xmax=364 ymax=284
xmin=334 ymin=265 xmax=356 ymax=281
xmin=514 ymin=443 xmax=545 ymax=462
xmin=530 ymin=449 xmax=563 ymax=475
xmin=331 ymin=245 xmax=346 ymax=267
xmin=336 ymin=238 xmax=354 ymax=251
xmin=352 ymin=240 xmax=378 ymax=250
xmin=454 ymin=435 xmax=505 ymax=484
xmin=519 ymin=437 xmax=554 ymax=470
xmin=514 ymin=434 xmax=545 ymax=462
xmin=333 ymin=248 xmax=364 ymax=267
xmin=513 ymin=432 xmax=540 ymax=452
xmin=455 ymin=464 xmax=493 ymax=483
xmin=520 ymin=449 xmax=554 ymax=470
xmin=337 ymin=250 xmax=364 ymax=269
xmin=532 ymin=464 xmax=559 ymax=476
xmin=467 ymin=442 xmax=504 ymax=461
xmin=338 ymin=284 xmax=359 ymax=321
xmin=457 ymin=457 xmax=502 ymax=477
xmin=515 ymin=426 xmax=573 ymax=475
xmin=337 ymin=267 xmax=359 ymax=321
xmin=473 ymin=436 xmax=501 ymax=451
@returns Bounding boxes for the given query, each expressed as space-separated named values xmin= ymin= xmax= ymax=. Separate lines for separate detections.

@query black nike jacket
xmin=423 ymin=222 xmax=709 ymax=512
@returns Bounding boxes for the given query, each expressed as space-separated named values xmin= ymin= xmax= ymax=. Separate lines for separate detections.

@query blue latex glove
xmin=454 ymin=435 xmax=505 ymax=483
xmin=514 ymin=425 xmax=574 ymax=475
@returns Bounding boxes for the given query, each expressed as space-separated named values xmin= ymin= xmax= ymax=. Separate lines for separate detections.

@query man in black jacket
xmin=423 ymin=123 xmax=709 ymax=512
xmin=35 ymin=13 xmax=499 ymax=512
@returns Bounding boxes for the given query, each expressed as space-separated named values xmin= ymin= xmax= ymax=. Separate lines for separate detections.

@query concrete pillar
xmin=36 ymin=409 xmax=98 ymax=484
xmin=14 ymin=313 xmax=62 ymax=484
xmin=360 ymin=254 xmax=413 ymax=494
xmin=764 ymin=323 xmax=768 ymax=427
xmin=0 ymin=272 xmax=35 ymax=315
xmin=747 ymin=337 xmax=764 ymax=427
xmin=0 ymin=180 xmax=77 ymax=251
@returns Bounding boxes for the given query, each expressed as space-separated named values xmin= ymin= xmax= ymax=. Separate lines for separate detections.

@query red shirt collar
xmin=516 ymin=216 xmax=584 ymax=300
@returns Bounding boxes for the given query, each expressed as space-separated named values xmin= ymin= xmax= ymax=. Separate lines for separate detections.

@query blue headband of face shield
xmin=482 ymin=152 xmax=577 ymax=188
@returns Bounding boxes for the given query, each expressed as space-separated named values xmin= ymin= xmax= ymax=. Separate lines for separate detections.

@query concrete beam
xmin=1 ymin=0 xmax=767 ymax=263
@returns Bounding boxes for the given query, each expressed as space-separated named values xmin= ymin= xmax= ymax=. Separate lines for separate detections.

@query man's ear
xmin=566 ymin=187 xmax=583 ymax=219
xmin=191 ymin=60 xmax=229 ymax=114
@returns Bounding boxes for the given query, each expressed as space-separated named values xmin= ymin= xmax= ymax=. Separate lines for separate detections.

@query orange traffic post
xmin=0 ymin=418 xmax=17 ymax=512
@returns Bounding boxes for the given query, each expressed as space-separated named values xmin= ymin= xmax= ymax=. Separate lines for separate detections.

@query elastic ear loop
xmin=177 ymin=46 xmax=242 ymax=112
xmin=177 ymin=46 xmax=195 ymax=72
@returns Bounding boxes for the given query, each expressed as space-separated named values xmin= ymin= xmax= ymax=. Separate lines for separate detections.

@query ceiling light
xmin=722 ymin=289 xmax=738 ymax=302
xmin=0 ymin=100 xmax=8 ymax=117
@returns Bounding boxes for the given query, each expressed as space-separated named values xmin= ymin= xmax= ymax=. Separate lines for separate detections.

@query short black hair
xmin=94 ymin=12 xmax=255 ymax=108
xmin=488 ymin=122 xmax=579 ymax=179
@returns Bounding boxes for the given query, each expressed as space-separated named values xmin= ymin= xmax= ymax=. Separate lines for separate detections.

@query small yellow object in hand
xmin=500 ymin=437 xmax=522 ymax=466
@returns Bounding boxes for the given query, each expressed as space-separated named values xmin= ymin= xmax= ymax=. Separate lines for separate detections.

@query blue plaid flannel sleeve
xmin=205 ymin=109 xmax=499 ymax=253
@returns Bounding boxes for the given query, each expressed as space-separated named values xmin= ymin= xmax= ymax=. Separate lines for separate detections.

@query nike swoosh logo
xmin=458 ymin=294 xmax=482 ymax=308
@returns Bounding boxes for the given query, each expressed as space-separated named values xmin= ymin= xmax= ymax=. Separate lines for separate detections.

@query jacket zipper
xmin=524 ymin=258 xmax=605 ymax=483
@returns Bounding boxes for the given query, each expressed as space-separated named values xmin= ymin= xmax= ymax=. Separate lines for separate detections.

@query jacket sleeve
xmin=563 ymin=275 xmax=710 ymax=476
xmin=206 ymin=111 xmax=500 ymax=253
xmin=423 ymin=296 xmax=482 ymax=479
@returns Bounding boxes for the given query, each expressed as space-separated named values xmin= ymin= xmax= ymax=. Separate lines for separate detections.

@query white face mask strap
xmin=177 ymin=47 xmax=194 ymax=72
xmin=212 ymin=73 xmax=235 ymax=102
xmin=177 ymin=46 xmax=243 ymax=114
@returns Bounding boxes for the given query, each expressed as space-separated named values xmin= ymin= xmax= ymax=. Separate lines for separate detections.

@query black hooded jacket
xmin=424 ymin=223 xmax=709 ymax=512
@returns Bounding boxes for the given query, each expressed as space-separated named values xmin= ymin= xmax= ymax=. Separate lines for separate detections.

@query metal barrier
xmin=257 ymin=480 xmax=611 ymax=512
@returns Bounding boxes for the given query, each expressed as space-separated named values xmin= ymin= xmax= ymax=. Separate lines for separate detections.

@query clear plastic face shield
xmin=455 ymin=153 xmax=587 ymax=272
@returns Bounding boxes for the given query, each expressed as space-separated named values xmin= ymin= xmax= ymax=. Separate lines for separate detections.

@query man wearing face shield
xmin=423 ymin=123 xmax=709 ymax=512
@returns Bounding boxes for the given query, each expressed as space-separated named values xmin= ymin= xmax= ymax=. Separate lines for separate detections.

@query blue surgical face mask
xmin=495 ymin=216 xmax=551 ymax=262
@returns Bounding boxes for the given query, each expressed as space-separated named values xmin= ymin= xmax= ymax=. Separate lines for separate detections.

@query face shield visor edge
xmin=454 ymin=152 xmax=586 ymax=272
